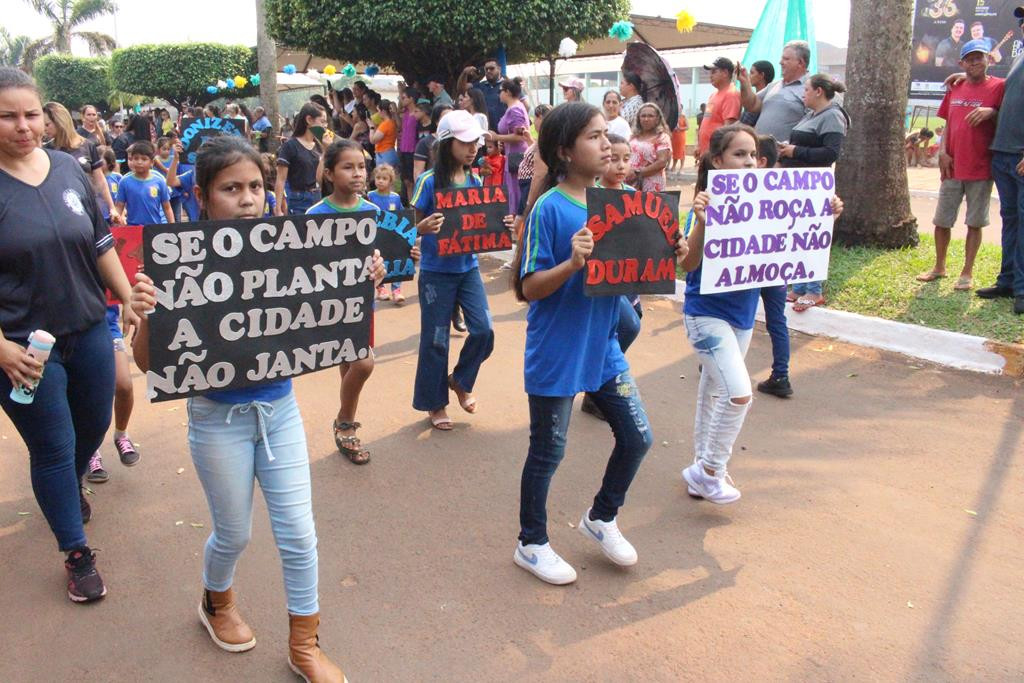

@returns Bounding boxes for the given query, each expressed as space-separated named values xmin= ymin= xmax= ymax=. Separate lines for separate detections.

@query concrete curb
xmin=480 ymin=252 xmax=1022 ymax=378
xmin=661 ymin=279 xmax=1021 ymax=377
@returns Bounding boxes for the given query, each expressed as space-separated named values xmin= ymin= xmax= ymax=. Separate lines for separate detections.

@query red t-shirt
xmin=938 ymin=76 xmax=1005 ymax=181
xmin=698 ymin=86 xmax=741 ymax=155
xmin=482 ymin=154 xmax=505 ymax=186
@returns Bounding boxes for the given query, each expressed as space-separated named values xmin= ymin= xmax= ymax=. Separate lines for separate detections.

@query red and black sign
xmin=585 ymin=188 xmax=680 ymax=296
xmin=434 ymin=185 xmax=512 ymax=257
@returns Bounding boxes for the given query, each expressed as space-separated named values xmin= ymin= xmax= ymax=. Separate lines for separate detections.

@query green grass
xmin=826 ymin=234 xmax=1024 ymax=343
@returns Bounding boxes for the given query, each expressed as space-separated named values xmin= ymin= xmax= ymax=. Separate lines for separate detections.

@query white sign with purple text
xmin=700 ymin=168 xmax=836 ymax=295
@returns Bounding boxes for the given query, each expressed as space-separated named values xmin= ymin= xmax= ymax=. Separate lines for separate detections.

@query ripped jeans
xmin=413 ymin=269 xmax=495 ymax=412
xmin=519 ymin=373 xmax=653 ymax=546
xmin=684 ymin=315 xmax=753 ymax=475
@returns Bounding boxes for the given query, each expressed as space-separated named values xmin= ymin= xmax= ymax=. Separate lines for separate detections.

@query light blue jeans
xmin=187 ymin=392 xmax=319 ymax=615
xmin=684 ymin=315 xmax=753 ymax=475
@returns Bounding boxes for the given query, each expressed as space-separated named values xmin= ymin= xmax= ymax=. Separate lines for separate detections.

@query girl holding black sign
xmin=131 ymin=136 xmax=383 ymax=682
xmin=681 ymin=124 xmax=843 ymax=505
xmin=411 ymin=110 xmax=499 ymax=431
xmin=508 ymin=102 xmax=688 ymax=585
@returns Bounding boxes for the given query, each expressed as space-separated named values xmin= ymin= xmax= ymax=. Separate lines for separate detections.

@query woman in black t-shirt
xmin=274 ymin=102 xmax=327 ymax=215
xmin=0 ymin=67 xmax=138 ymax=604
xmin=44 ymin=101 xmax=122 ymax=224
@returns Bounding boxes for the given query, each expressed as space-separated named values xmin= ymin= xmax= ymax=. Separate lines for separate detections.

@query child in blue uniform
xmin=510 ymin=103 xmax=688 ymax=585
xmin=367 ymin=163 xmax=406 ymax=303
xmin=130 ymin=135 xmax=383 ymax=681
xmin=114 ymin=140 xmax=174 ymax=225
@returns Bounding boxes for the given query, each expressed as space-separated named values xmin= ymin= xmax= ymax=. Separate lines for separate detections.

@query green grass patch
xmin=826 ymin=234 xmax=1023 ymax=343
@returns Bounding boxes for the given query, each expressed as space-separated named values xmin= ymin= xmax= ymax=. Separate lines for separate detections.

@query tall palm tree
xmin=0 ymin=28 xmax=33 ymax=69
xmin=22 ymin=0 xmax=119 ymax=72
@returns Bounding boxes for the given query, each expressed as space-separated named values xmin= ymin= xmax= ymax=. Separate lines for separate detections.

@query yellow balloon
xmin=324 ymin=64 xmax=337 ymax=75
xmin=676 ymin=10 xmax=697 ymax=33
xmin=233 ymin=76 xmax=247 ymax=88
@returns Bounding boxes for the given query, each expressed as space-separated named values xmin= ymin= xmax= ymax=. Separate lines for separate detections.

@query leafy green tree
xmin=1 ymin=28 xmax=33 ymax=69
xmin=34 ymin=53 xmax=111 ymax=111
xmin=265 ymin=0 xmax=629 ymax=86
xmin=110 ymin=43 xmax=258 ymax=109
xmin=21 ymin=0 xmax=118 ymax=72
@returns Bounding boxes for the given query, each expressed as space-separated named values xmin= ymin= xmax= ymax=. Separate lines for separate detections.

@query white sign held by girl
xmin=700 ymin=168 xmax=837 ymax=295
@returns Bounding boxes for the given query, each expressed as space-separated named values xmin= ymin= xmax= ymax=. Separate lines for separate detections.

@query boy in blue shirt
xmin=114 ymin=140 xmax=174 ymax=225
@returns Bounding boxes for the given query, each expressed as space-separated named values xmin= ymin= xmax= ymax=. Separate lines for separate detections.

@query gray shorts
xmin=933 ymin=179 xmax=994 ymax=228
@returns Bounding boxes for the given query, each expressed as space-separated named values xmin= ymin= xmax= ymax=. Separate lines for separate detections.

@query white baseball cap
xmin=436 ymin=109 xmax=485 ymax=144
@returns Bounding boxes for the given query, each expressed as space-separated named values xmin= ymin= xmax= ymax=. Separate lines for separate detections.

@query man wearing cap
xmin=697 ymin=57 xmax=741 ymax=158
xmin=559 ymin=76 xmax=585 ymax=103
xmin=427 ymin=76 xmax=454 ymax=108
xmin=976 ymin=5 xmax=1024 ymax=312
xmin=917 ymin=39 xmax=1005 ymax=291
xmin=737 ymin=40 xmax=811 ymax=144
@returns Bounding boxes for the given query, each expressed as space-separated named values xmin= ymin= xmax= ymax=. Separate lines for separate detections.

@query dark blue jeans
xmin=760 ymin=285 xmax=790 ymax=376
xmin=991 ymin=152 xmax=1024 ymax=295
xmin=617 ymin=297 xmax=642 ymax=353
xmin=519 ymin=372 xmax=653 ymax=545
xmin=413 ymin=269 xmax=494 ymax=412
xmin=286 ymin=190 xmax=320 ymax=216
xmin=0 ymin=320 xmax=114 ymax=551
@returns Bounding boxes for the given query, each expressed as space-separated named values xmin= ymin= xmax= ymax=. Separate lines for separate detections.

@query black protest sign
xmin=434 ymin=184 xmax=512 ymax=257
xmin=143 ymin=214 xmax=376 ymax=402
xmin=373 ymin=208 xmax=417 ymax=284
xmin=584 ymin=188 xmax=680 ymax=296
xmin=179 ymin=117 xmax=247 ymax=164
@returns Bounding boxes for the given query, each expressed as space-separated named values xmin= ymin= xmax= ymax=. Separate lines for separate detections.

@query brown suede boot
xmin=198 ymin=588 xmax=256 ymax=652
xmin=288 ymin=613 xmax=346 ymax=683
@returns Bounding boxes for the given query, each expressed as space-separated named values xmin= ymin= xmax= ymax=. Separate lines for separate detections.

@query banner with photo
xmin=910 ymin=0 xmax=1022 ymax=100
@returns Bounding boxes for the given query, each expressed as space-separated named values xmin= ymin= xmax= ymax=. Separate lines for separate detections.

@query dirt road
xmin=1 ymin=259 xmax=1021 ymax=681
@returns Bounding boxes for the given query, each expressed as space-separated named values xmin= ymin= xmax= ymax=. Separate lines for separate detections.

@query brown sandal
xmin=333 ymin=420 xmax=370 ymax=465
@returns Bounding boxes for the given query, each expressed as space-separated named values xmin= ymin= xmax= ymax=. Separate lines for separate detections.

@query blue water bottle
xmin=9 ymin=329 xmax=55 ymax=405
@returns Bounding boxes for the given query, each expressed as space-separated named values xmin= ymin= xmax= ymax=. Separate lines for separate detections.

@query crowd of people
xmin=1 ymin=13 xmax=1022 ymax=680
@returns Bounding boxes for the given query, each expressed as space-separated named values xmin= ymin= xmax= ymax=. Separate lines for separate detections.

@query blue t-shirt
xmin=683 ymin=209 xmax=760 ymax=329
xmin=205 ymin=381 xmax=292 ymax=405
xmin=253 ymin=116 xmax=272 ymax=133
xmin=411 ymin=169 xmax=480 ymax=274
xmin=102 ymin=172 xmax=122 ymax=221
xmin=367 ymin=190 xmax=402 ymax=212
xmin=176 ymin=168 xmax=201 ymax=222
xmin=116 ymin=171 xmax=170 ymax=225
xmin=520 ymin=188 xmax=628 ymax=397
xmin=264 ymin=190 xmax=277 ymax=217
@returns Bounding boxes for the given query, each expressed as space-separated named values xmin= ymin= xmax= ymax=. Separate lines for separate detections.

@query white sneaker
xmin=682 ymin=462 xmax=741 ymax=504
xmin=513 ymin=542 xmax=577 ymax=585
xmin=578 ymin=509 xmax=638 ymax=566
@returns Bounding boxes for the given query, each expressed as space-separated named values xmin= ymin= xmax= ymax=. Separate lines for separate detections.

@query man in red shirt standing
xmin=696 ymin=57 xmax=741 ymax=161
xmin=918 ymin=39 xmax=1006 ymax=289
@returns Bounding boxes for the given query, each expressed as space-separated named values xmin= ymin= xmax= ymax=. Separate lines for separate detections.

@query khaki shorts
xmin=933 ymin=179 xmax=994 ymax=228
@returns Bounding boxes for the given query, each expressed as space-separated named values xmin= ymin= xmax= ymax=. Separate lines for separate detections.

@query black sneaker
xmin=976 ymin=285 xmax=1013 ymax=299
xmin=65 ymin=547 xmax=106 ymax=603
xmin=1015 ymin=296 xmax=1024 ymax=315
xmin=757 ymin=374 xmax=793 ymax=398
xmin=80 ymin=487 xmax=91 ymax=524
xmin=580 ymin=394 xmax=606 ymax=421
xmin=113 ymin=434 xmax=140 ymax=467
xmin=85 ymin=451 xmax=109 ymax=484
xmin=452 ymin=307 xmax=467 ymax=333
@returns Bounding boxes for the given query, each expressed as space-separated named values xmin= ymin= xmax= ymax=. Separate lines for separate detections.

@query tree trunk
xmin=834 ymin=0 xmax=918 ymax=248
xmin=255 ymin=0 xmax=280 ymax=154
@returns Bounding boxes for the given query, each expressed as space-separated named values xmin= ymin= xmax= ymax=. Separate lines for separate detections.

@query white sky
xmin=5 ymin=0 xmax=851 ymax=53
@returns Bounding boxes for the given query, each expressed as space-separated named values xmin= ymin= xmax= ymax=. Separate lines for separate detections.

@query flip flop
xmin=786 ymin=289 xmax=798 ymax=302
xmin=448 ymin=374 xmax=478 ymax=414
xmin=915 ymin=271 xmax=946 ymax=283
xmin=953 ymin=276 xmax=973 ymax=291
xmin=792 ymin=296 xmax=825 ymax=313
xmin=430 ymin=414 xmax=454 ymax=431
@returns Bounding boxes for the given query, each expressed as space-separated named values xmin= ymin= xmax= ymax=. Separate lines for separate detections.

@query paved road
xmin=1 ymin=259 xmax=1021 ymax=681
